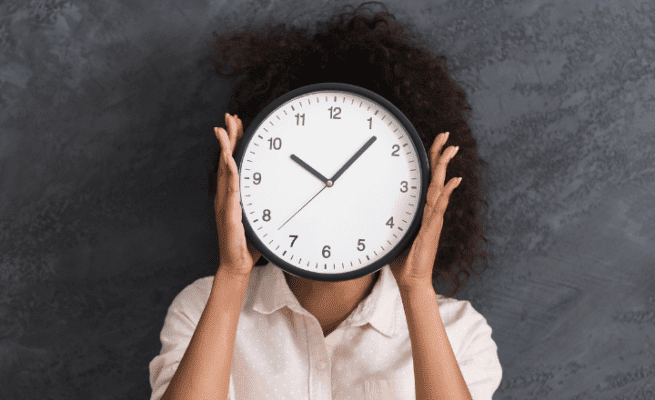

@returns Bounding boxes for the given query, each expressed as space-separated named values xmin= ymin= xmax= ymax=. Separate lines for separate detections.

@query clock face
xmin=234 ymin=83 xmax=430 ymax=282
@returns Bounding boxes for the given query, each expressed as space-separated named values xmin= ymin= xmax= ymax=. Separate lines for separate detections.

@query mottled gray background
xmin=1 ymin=0 xmax=653 ymax=399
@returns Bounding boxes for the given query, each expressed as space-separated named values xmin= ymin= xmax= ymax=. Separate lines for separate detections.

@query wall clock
xmin=234 ymin=83 xmax=430 ymax=282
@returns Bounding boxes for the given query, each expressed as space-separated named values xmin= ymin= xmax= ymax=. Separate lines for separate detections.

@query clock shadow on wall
xmin=233 ymin=83 xmax=430 ymax=282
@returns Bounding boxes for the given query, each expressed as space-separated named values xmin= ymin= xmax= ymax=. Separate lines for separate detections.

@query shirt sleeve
xmin=456 ymin=302 xmax=503 ymax=400
xmin=148 ymin=278 xmax=236 ymax=400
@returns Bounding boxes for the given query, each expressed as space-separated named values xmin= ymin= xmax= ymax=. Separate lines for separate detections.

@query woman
xmin=150 ymin=2 xmax=502 ymax=399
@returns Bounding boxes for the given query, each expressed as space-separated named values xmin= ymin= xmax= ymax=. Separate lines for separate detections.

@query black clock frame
xmin=233 ymin=82 xmax=431 ymax=282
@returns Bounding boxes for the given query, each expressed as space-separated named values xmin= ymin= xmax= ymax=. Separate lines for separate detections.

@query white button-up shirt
xmin=149 ymin=262 xmax=502 ymax=400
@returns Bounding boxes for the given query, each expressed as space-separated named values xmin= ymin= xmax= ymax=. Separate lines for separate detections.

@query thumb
xmin=390 ymin=243 xmax=411 ymax=269
xmin=246 ymin=236 xmax=261 ymax=263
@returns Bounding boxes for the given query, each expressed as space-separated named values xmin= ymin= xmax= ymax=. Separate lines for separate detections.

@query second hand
xmin=277 ymin=184 xmax=330 ymax=231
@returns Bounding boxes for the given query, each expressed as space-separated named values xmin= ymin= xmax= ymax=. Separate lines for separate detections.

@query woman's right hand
xmin=213 ymin=113 xmax=261 ymax=278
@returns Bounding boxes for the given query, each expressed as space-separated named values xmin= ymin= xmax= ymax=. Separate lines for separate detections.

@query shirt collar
xmin=252 ymin=262 xmax=401 ymax=338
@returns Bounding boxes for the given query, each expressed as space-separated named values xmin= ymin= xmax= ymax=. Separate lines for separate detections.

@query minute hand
xmin=329 ymin=136 xmax=377 ymax=184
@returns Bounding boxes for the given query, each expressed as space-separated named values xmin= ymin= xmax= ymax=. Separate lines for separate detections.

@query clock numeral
xmin=295 ymin=113 xmax=305 ymax=126
xmin=386 ymin=217 xmax=394 ymax=228
xmin=367 ymin=117 xmax=372 ymax=129
xmin=400 ymin=181 xmax=408 ymax=193
xmin=262 ymin=209 xmax=271 ymax=222
xmin=391 ymin=144 xmax=400 ymax=157
xmin=322 ymin=245 xmax=331 ymax=258
xmin=328 ymin=106 xmax=341 ymax=119
xmin=268 ymin=137 xmax=282 ymax=150
xmin=253 ymin=172 xmax=261 ymax=185
xmin=357 ymin=239 xmax=366 ymax=251
xmin=289 ymin=235 xmax=298 ymax=247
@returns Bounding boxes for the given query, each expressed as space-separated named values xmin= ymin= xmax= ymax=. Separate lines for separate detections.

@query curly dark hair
xmin=200 ymin=1 xmax=491 ymax=298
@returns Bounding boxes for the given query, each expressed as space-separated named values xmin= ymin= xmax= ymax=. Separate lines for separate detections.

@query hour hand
xmin=290 ymin=154 xmax=329 ymax=185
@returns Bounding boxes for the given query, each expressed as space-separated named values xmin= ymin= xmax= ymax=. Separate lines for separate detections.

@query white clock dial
xmin=236 ymin=83 xmax=430 ymax=281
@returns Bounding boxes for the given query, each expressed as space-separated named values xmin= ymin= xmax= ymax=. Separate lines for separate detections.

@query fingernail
xmin=444 ymin=132 xmax=450 ymax=139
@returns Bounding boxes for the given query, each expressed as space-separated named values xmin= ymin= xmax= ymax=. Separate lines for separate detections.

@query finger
xmin=426 ymin=142 xmax=458 ymax=209
xmin=429 ymin=132 xmax=450 ymax=172
xmin=214 ymin=127 xmax=228 ymax=185
xmin=426 ymin=132 xmax=450 ymax=204
xmin=436 ymin=176 xmax=461 ymax=214
xmin=234 ymin=115 xmax=244 ymax=142
xmin=225 ymin=113 xmax=237 ymax=154
xmin=214 ymin=126 xmax=231 ymax=158
xmin=431 ymin=134 xmax=456 ymax=181
xmin=226 ymin=113 xmax=244 ymax=153
xmin=424 ymin=177 xmax=461 ymax=237
xmin=214 ymin=127 xmax=239 ymax=191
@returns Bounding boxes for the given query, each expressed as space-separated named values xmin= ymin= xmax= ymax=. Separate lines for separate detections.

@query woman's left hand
xmin=389 ymin=131 xmax=462 ymax=292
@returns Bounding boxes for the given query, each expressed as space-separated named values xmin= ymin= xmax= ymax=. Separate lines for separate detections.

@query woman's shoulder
xmin=166 ymin=276 xmax=215 ymax=313
xmin=435 ymin=295 xmax=490 ymax=328
xmin=183 ymin=275 xmax=215 ymax=296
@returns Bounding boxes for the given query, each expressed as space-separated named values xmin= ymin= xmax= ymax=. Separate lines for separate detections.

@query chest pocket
xmin=364 ymin=379 xmax=415 ymax=400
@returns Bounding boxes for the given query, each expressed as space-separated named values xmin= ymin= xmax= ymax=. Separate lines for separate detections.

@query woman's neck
xmin=284 ymin=270 xmax=380 ymax=333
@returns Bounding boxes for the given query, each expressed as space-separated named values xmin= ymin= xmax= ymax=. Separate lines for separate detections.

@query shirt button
xmin=317 ymin=361 xmax=327 ymax=370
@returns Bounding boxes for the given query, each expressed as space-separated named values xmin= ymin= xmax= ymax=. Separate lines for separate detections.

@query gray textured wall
xmin=1 ymin=0 xmax=654 ymax=399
